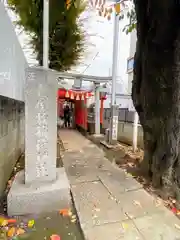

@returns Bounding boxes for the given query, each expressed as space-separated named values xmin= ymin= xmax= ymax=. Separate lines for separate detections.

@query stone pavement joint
xmin=60 ymin=130 xmax=180 ymax=240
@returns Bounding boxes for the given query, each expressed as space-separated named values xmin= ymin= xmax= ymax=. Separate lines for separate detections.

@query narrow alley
xmin=60 ymin=129 xmax=180 ymax=240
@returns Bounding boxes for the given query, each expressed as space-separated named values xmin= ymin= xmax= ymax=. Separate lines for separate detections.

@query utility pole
xmin=43 ymin=0 xmax=49 ymax=68
xmin=109 ymin=0 xmax=120 ymax=144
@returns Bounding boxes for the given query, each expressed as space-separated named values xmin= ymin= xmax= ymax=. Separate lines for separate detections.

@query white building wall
xmin=127 ymin=29 xmax=137 ymax=94
xmin=0 ymin=1 xmax=28 ymax=101
xmin=103 ymin=94 xmax=131 ymax=109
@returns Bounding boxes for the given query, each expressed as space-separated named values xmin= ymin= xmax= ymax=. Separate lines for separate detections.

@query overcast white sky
xmin=74 ymin=6 xmax=131 ymax=92
xmin=8 ymin=1 xmax=131 ymax=93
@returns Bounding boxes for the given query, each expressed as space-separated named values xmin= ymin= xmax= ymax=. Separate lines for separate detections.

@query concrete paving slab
xmin=65 ymin=164 xmax=99 ymax=184
xmin=116 ymin=189 xmax=166 ymax=219
xmin=81 ymin=146 xmax=105 ymax=158
xmin=71 ymin=181 xmax=128 ymax=229
xmin=134 ymin=211 xmax=180 ymax=240
xmin=84 ymin=220 xmax=143 ymax=240
xmin=63 ymin=151 xmax=117 ymax=172
xmin=59 ymin=130 xmax=91 ymax=151
xmin=86 ymin=157 xmax=116 ymax=171
xmin=98 ymin=168 xmax=142 ymax=194
xmin=60 ymin=130 xmax=180 ymax=240
xmin=62 ymin=152 xmax=85 ymax=167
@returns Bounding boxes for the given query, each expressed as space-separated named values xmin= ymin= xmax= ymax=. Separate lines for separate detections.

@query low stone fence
xmin=87 ymin=107 xmax=144 ymax=149
xmin=103 ymin=120 xmax=143 ymax=148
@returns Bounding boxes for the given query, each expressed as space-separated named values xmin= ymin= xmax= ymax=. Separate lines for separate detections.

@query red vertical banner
xmin=100 ymin=98 xmax=104 ymax=124
xmin=84 ymin=97 xmax=88 ymax=130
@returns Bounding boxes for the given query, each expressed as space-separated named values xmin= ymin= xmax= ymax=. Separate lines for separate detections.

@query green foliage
xmin=8 ymin=0 xmax=87 ymax=71
xmin=122 ymin=8 xmax=137 ymax=34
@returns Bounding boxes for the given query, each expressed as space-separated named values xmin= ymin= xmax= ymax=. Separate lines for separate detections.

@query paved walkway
xmin=60 ymin=130 xmax=180 ymax=240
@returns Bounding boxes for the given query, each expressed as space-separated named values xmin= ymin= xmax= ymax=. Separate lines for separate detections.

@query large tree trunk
xmin=132 ymin=0 xmax=180 ymax=200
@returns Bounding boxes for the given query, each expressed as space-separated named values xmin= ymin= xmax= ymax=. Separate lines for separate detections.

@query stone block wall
xmin=0 ymin=95 xmax=25 ymax=196
xmin=117 ymin=122 xmax=144 ymax=148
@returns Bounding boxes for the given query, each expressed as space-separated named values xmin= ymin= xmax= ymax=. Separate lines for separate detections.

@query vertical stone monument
xmin=7 ymin=67 xmax=70 ymax=215
xmin=25 ymin=67 xmax=57 ymax=183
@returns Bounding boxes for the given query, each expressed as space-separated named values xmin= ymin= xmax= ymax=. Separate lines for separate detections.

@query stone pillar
xmin=7 ymin=67 xmax=70 ymax=216
xmin=109 ymin=105 xmax=119 ymax=144
xmin=25 ymin=67 xmax=57 ymax=183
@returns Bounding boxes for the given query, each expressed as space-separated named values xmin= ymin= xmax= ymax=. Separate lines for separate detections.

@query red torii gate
xmin=57 ymin=88 xmax=106 ymax=131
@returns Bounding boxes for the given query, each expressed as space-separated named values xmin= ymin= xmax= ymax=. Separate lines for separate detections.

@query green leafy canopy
xmin=8 ymin=0 xmax=87 ymax=71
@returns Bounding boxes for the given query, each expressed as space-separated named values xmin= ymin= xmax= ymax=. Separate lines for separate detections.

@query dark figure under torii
xmin=63 ymin=103 xmax=71 ymax=128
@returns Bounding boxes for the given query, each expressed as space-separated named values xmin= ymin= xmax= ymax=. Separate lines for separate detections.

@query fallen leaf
xmin=172 ymin=207 xmax=177 ymax=214
xmin=71 ymin=219 xmax=76 ymax=223
xmin=177 ymin=210 xmax=180 ymax=216
xmin=7 ymin=219 xmax=17 ymax=224
xmin=68 ymin=210 xmax=73 ymax=216
xmin=16 ymin=228 xmax=25 ymax=236
xmin=0 ymin=230 xmax=7 ymax=240
xmin=133 ymin=200 xmax=141 ymax=207
xmin=28 ymin=220 xmax=35 ymax=228
xmin=7 ymin=227 xmax=16 ymax=237
xmin=155 ymin=199 xmax=162 ymax=207
xmin=50 ymin=234 xmax=61 ymax=240
xmin=2 ymin=220 xmax=8 ymax=226
xmin=59 ymin=209 xmax=69 ymax=217
xmin=0 ymin=216 xmax=5 ymax=224
xmin=94 ymin=208 xmax=100 ymax=212
xmin=175 ymin=224 xmax=180 ymax=230
xmin=122 ymin=222 xmax=128 ymax=230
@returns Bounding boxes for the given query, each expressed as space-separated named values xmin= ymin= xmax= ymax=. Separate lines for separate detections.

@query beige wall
xmin=0 ymin=96 xmax=25 ymax=196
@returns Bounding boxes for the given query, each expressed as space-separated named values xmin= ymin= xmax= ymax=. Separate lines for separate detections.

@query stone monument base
xmin=7 ymin=168 xmax=71 ymax=216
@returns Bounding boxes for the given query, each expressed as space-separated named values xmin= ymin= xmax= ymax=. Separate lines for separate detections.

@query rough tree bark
xmin=132 ymin=0 xmax=180 ymax=199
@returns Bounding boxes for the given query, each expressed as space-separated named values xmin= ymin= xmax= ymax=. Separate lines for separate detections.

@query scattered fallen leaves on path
xmin=0 ymin=215 xmax=36 ymax=239
xmin=50 ymin=234 xmax=61 ymax=240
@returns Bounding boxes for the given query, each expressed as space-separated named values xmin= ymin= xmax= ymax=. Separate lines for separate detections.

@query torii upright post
xmin=109 ymin=0 xmax=120 ymax=144
xmin=94 ymin=83 xmax=101 ymax=136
